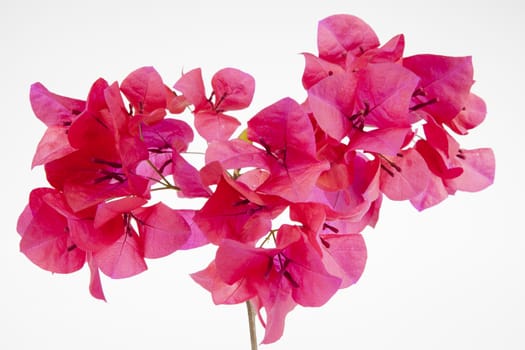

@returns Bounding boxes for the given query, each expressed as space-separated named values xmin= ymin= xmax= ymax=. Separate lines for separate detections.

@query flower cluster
xmin=17 ymin=14 xmax=494 ymax=344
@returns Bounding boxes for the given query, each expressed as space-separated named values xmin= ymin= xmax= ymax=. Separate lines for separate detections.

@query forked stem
xmin=246 ymin=300 xmax=258 ymax=350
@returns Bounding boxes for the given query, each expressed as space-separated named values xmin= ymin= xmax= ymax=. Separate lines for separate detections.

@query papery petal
xmin=87 ymin=253 xmax=106 ymax=301
xmin=307 ymin=73 xmax=356 ymax=141
xmin=380 ymin=148 xmax=431 ymax=201
xmin=133 ymin=202 xmax=192 ymax=258
xmin=236 ymin=169 xmax=271 ymax=191
xmin=320 ymin=233 xmax=367 ymax=288
xmin=353 ymin=34 xmax=405 ymax=67
xmin=205 ymin=139 xmax=269 ymax=170
xmin=353 ymin=63 xmax=420 ymax=128
xmin=276 ymin=226 xmax=341 ymax=307
xmin=211 ymin=68 xmax=255 ymax=110
xmin=16 ymin=204 xmax=32 ymax=237
xmin=324 ymin=196 xmax=383 ymax=233
xmin=191 ymin=261 xmax=255 ymax=305
xmin=258 ymin=288 xmax=296 ymax=344
xmin=423 ymin=117 xmax=460 ymax=158
xmin=317 ymin=14 xmax=380 ymax=65
xmin=403 ymin=55 xmax=474 ymax=123
xmin=167 ymin=93 xmax=190 ymax=114
xmin=32 ymin=126 xmax=76 ymax=168
xmin=194 ymin=110 xmax=241 ymax=142
xmin=68 ymin=217 xmax=121 ymax=252
xmin=348 ymin=127 xmax=411 ymax=156
xmin=173 ymin=68 xmax=208 ymax=111
xmin=121 ymin=66 xmax=167 ymax=113
xmin=19 ymin=189 xmax=85 ymax=273
xmin=410 ymin=173 xmax=449 ymax=210
xmin=141 ymin=118 xmax=194 ymax=153
xmin=177 ymin=210 xmax=209 ymax=250
xmin=172 ymin=153 xmax=211 ymax=198
xmin=415 ymin=139 xmax=463 ymax=179
xmin=449 ymin=93 xmax=487 ymax=135
xmin=215 ymin=239 xmax=277 ymax=285
xmin=93 ymin=196 xmax=147 ymax=228
xmin=67 ymin=113 xmax=117 ymax=160
xmin=257 ymin=157 xmax=329 ymax=202
xmin=94 ymin=231 xmax=147 ymax=279
xmin=248 ymin=97 xmax=317 ymax=157
xmin=316 ymin=162 xmax=351 ymax=191
xmin=445 ymin=148 xmax=495 ymax=192
xmin=289 ymin=203 xmax=326 ymax=253
xmin=194 ymin=178 xmax=273 ymax=244
xmin=301 ymin=52 xmax=344 ymax=89
xmin=30 ymin=82 xmax=85 ymax=127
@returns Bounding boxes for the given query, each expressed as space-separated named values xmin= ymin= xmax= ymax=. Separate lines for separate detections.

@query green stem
xmin=246 ymin=300 xmax=258 ymax=350
xmin=145 ymin=160 xmax=180 ymax=190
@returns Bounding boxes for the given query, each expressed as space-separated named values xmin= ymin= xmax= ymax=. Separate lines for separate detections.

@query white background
xmin=1 ymin=0 xmax=523 ymax=349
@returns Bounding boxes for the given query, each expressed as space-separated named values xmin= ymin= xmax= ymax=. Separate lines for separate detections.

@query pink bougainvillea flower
xmin=18 ymin=188 xmax=86 ymax=273
xmin=45 ymin=80 xmax=150 ymax=211
xmin=408 ymin=116 xmax=495 ymax=210
xmin=174 ymin=67 xmax=255 ymax=142
xmin=194 ymin=174 xmax=285 ymax=245
xmin=120 ymin=66 xmax=168 ymax=115
xmin=403 ymin=54 xmax=474 ymax=125
xmin=217 ymin=226 xmax=342 ymax=339
xmin=17 ymin=188 xmax=108 ymax=300
xmin=289 ymin=202 xmax=368 ymax=288
xmin=194 ymin=222 xmax=343 ymax=343
xmin=247 ymin=97 xmax=330 ymax=202
xmin=211 ymin=67 xmax=256 ymax=111
xmin=82 ymin=197 xmax=148 ymax=279
xmin=135 ymin=117 xmax=196 ymax=191
xmin=351 ymin=62 xmax=420 ymax=128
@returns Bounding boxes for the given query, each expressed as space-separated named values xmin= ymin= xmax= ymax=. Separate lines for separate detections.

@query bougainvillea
xmin=17 ymin=14 xmax=494 ymax=346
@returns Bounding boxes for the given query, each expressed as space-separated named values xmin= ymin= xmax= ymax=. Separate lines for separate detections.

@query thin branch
xmin=246 ymin=300 xmax=258 ymax=350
